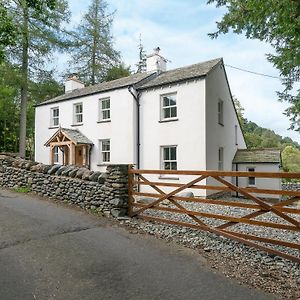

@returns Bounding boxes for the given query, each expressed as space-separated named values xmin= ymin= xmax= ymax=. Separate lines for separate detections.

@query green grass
xmin=13 ymin=186 xmax=31 ymax=193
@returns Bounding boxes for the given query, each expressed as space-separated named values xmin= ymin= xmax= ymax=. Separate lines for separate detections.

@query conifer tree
xmin=136 ymin=34 xmax=147 ymax=73
xmin=70 ymin=0 xmax=120 ymax=85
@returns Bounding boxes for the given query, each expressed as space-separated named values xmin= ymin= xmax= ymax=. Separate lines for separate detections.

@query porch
xmin=44 ymin=127 xmax=93 ymax=167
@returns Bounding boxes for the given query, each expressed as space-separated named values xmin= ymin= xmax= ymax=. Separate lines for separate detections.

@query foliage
xmin=0 ymin=61 xmax=63 ymax=157
xmin=13 ymin=186 xmax=31 ymax=193
xmin=136 ymin=34 xmax=147 ymax=73
xmin=208 ymin=0 xmax=300 ymax=130
xmin=0 ymin=62 xmax=20 ymax=153
xmin=281 ymin=145 xmax=300 ymax=173
xmin=103 ymin=63 xmax=131 ymax=82
xmin=234 ymin=98 xmax=300 ymax=150
xmin=4 ymin=0 xmax=70 ymax=157
xmin=233 ymin=97 xmax=300 ymax=172
xmin=0 ymin=0 xmax=59 ymax=62
xmin=69 ymin=0 xmax=120 ymax=85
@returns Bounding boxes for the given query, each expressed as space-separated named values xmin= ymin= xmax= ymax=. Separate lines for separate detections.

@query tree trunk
xmin=19 ymin=3 xmax=29 ymax=158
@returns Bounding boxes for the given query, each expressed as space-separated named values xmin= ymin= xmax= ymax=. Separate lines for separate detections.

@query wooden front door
xmin=75 ymin=146 xmax=84 ymax=166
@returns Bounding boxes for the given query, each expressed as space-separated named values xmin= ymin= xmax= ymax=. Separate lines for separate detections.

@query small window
xmin=161 ymin=146 xmax=177 ymax=170
xmin=218 ymin=147 xmax=224 ymax=170
xmin=50 ymin=107 xmax=59 ymax=127
xmin=99 ymin=98 xmax=110 ymax=121
xmin=100 ymin=139 xmax=110 ymax=163
xmin=218 ymin=99 xmax=224 ymax=125
xmin=53 ymin=146 xmax=59 ymax=164
xmin=73 ymin=103 xmax=83 ymax=124
xmin=235 ymin=125 xmax=238 ymax=145
xmin=247 ymin=167 xmax=255 ymax=186
xmin=161 ymin=93 xmax=177 ymax=120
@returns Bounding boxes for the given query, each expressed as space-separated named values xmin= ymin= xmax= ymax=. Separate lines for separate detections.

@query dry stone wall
xmin=0 ymin=155 xmax=129 ymax=218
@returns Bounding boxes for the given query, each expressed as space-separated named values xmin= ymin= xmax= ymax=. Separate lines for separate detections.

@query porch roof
xmin=44 ymin=127 xmax=93 ymax=146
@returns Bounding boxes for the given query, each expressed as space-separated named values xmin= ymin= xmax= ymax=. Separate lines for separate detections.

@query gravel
xmin=121 ymin=195 xmax=300 ymax=299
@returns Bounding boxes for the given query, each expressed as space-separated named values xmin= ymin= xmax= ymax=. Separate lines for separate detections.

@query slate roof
xmin=62 ymin=128 xmax=93 ymax=144
xmin=138 ymin=58 xmax=222 ymax=89
xmin=37 ymin=72 xmax=155 ymax=106
xmin=45 ymin=128 xmax=93 ymax=146
xmin=233 ymin=149 xmax=281 ymax=164
xmin=37 ymin=57 xmax=223 ymax=106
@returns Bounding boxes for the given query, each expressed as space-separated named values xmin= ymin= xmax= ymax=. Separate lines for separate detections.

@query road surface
xmin=0 ymin=188 xmax=273 ymax=300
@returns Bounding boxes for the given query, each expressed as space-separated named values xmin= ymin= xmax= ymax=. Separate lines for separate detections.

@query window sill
xmin=97 ymin=119 xmax=111 ymax=124
xmin=71 ymin=123 xmax=83 ymax=127
xmin=159 ymin=175 xmax=179 ymax=180
xmin=159 ymin=118 xmax=179 ymax=123
xmin=218 ymin=122 xmax=224 ymax=127
xmin=48 ymin=126 xmax=59 ymax=129
xmin=97 ymin=163 xmax=111 ymax=166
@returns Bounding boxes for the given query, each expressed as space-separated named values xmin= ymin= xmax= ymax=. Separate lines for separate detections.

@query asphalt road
xmin=0 ymin=188 xmax=273 ymax=300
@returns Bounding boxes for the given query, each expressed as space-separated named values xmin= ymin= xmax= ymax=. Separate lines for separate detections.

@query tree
xmin=70 ymin=0 xmax=120 ymax=85
xmin=4 ymin=0 xmax=70 ymax=158
xmin=0 ymin=0 xmax=57 ymax=62
xmin=208 ymin=0 xmax=300 ymax=130
xmin=103 ymin=63 xmax=131 ymax=82
xmin=0 ymin=62 xmax=20 ymax=153
xmin=233 ymin=96 xmax=300 ymax=149
xmin=282 ymin=145 xmax=300 ymax=173
xmin=136 ymin=34 xmax=147 ymax=73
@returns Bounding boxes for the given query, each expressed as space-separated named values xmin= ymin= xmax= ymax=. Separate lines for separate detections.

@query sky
xmin=59 ymin=0 xmax=300 ymax=143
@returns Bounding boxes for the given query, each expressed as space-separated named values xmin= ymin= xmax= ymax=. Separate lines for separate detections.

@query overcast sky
xmin=59 ymin=0 xmax=300 ymax=143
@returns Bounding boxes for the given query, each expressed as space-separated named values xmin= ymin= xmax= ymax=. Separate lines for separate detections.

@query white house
xmin=35 ymin=48 xmax=280 ymax=197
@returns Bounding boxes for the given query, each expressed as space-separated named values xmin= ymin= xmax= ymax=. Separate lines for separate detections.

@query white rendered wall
xmin=35 ymin=88 xmax=136 ymax=172
xmin=205 ymin=63 xmax=247 ymax=195
xmin=233 ymin=163 xmax=281 ymax=199
xmin=139 ymin=79 xmax=207 ymax=196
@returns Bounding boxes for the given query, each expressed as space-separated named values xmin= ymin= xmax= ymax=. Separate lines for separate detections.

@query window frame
xmin=218 ymin=99 xmax=224 ymax=126
xmin=161 ymin=145 xmax=177 ymax=170
xmin=73 ymin=102 xmax=83 ymax=125
xmin=99 ymin=97 xmax=111 ymax=122
xmin=160 ymin=93 xmax=177 ymax=121
xmin=247 ymin=167 xmax=256 ymax=186
xmin=50 ymin=107 xmax=59 ymax=127
xmin=99 ymin=139 xmax=110 ymax=164
xmin=218 ymin=147 xmax=224 ymax=171
xmin=235 ymin=124 xmax=238 ymax=145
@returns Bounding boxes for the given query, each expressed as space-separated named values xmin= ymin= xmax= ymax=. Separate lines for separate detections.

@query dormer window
xmin=161 ymin=93 xmax=177 ymax=121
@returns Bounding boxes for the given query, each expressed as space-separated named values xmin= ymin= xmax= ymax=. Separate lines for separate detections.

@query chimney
xmin=146 ymin=47 xmax=167 ymax=73
xmin=65 ymin=74 xmax=85 ymax=93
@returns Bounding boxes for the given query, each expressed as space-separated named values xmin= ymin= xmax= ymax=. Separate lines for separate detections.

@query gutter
xmin=128 ymin=86 xmax=141 ymax=170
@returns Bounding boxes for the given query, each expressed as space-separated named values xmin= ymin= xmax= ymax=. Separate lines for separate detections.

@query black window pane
xmin=164 ymin=108 xmax=171 ymax=118
xmin=171 ymin=107 xmax=177 ymax=117
xmin=164 ymin=147 xmax=169 ymax=160
xmin=171 ymin=162 xmax=177 ymax=170
xmin=163 ymin=97 xmax=170 ymax=107
xmin=164 ymin=162 xmax=170 ymax=170
xmin=170 ymin=147 xmax=176 ymax=160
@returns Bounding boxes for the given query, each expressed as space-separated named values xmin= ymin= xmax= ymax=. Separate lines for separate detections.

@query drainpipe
xmin=235 ymin=163 xmax=239 ymax=197
xmin=128 ymin=86 xmax=141 ymax=170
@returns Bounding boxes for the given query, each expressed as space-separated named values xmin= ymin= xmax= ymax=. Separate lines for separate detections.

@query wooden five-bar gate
xmin=128 ymin=168 xmax=300 ymax=263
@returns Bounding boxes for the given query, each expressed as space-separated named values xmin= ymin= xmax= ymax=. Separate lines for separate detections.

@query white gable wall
xmin=205 ymin=63 xmax=247 ymax=194
xmin=35 ymin=88 xmax=137 ymax=171
xmin=139 ymin=79 xmax=207 ymax=195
